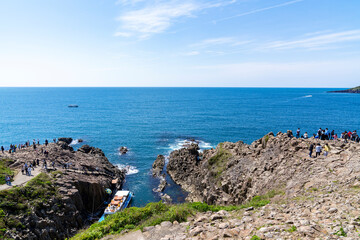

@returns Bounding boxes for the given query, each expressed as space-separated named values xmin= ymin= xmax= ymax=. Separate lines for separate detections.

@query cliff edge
xmin=0 ymin=139 xmax=125 ymax=240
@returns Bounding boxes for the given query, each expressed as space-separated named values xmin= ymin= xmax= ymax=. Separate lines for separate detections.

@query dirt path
xmin=0 ymin=167 xmax=42 ymax=191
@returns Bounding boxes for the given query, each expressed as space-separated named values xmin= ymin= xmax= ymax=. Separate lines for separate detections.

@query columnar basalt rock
xmin=1 ymin=140 xmax=125 ymax=240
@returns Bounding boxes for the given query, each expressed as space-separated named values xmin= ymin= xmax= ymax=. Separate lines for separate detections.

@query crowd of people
xmin=1 ymin=138 xmax=56 ymax=154
xmin=1 ymin=138 xmax=57 ymax=185
xmin=293 ymin=128 xmax=359 ymax=142
xmin=290 ymin=128 xmax=359 ymax=158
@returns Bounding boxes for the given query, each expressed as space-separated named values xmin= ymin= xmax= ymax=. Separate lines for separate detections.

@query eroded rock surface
xmin=1 ymin=140 xmax=125 ymax=240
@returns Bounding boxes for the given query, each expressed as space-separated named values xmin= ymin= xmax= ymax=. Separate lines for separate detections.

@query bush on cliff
xmin=208 ymin=143 xmax=231 ymax=179
xmin=71 ymin=190 xmax=283 ymax=240
xmin=0 ymin=173 xmax=58 ymax=238
xmin=0 ymin=159 xmax=15 ymax=184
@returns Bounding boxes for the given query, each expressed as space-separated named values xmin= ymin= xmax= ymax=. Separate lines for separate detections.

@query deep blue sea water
xmin=0 ymin=88 xmax=359 ymax=206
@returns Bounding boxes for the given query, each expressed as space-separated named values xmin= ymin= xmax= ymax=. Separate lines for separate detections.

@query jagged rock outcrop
xmin=167 ymin=132 xmax=360 ymax=206
xmin=1 ymin=140 xmax=125 ymax=240
xmin=152 ymin=155 xmax=165 ymax=177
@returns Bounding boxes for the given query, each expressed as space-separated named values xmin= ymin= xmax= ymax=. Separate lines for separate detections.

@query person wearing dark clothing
xmin=36 ymin=159 xmax=40 ymax=166
xmin=296 ymin=128 xmax=300 ymax=138
xmin=309 ymin=144 xmax=314 ymax=158
xmin=45 ymin=139 xmax=48 ymax=146
xmin=330 ymin=130 xmax=335 ymax=140
xmin=1 ymin=146 xmax=4 ymax=153
xmin=5 ymin=175 xmax=11 ymax=186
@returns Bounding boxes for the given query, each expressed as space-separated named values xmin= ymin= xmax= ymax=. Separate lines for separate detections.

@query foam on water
xmin=167 ymin=139 xmax=213 ymax=153
xmin=69 ymin=139 xmax=80 ymax=146
xmin=116 ymin=164 xmax=139 ymax=175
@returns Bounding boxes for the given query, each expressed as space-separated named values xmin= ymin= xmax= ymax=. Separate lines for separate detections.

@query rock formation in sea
xmin=328 ymin=86 xmax=360 ymax=93
xmin=152 ymin=155 xmax=168 ymax=193
xmin=0 ymin=139 xmax=125 ymax=240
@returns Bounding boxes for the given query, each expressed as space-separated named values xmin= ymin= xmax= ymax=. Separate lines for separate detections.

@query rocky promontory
xmin=0 ymin=139 xmax=125 ymax=240
xmin=72 ymin=133 xmax=360 ymax=239
xmin=328 ymin=86 xmax=360 ymax=93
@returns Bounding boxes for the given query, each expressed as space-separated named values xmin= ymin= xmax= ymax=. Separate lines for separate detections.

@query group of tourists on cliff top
xmin=292 ymin=128 xmax=360 ymax=159
xmin=0 ymin=138 xmax=56 ymax=154
xmin=293 ymin=128 xmax=359 ymax=142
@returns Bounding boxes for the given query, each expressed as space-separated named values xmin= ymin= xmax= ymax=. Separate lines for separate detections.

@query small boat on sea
xmin=98 ymin=190 xmax=133 ymax=222
xmin=68 ymin=105 xmax=79 ymax=108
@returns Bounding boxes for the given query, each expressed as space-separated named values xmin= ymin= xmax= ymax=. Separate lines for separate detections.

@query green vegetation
xmin=250 ymin=235 xmax=262 ymax=240
xmin=208 ymin=143 xmax=232 ymax=179
xmin=286 ymin=225 xmax=297 ymax=232
xmin=335 ymin=227 xmax=347 ymax=237
xmin=0 ymin=159 xmax=15 ymax=184
xmin=0 ymin=173 xmax=58 ymax=238
xmin=72 ymin=190 xmax=284 ymax=240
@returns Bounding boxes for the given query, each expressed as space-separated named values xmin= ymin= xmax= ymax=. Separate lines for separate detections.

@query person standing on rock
xmin=324 ymin=143 xmax=331 ymax=157
xmin=27 ymin=166 xmax=32 ymax=176
xmin=45 ymin=139 xmax=48 ymax=146
xmin=296 ymin=128 xmax=300 ymax=138
xmin=309 ymin=144 xmax=314 ymax=158
xmin=1 ymin=146 xmax=4 ymax=153
xmin=5 ymin=175 xmax=11 ymax=185
xmin=315 ymin=143 xmax=322 ymax=158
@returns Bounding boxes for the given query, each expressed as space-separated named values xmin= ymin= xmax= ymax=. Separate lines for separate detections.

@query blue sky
xmin=0 ymin=0 xmax=359 ymax=87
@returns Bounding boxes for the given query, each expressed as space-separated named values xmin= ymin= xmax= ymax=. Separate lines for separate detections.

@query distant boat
xmin=68 ymin=105 xmax=79 ymax=108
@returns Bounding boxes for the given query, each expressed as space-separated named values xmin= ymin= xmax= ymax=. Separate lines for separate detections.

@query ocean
xmin=0 ymin=87 xmax=359 ymax=206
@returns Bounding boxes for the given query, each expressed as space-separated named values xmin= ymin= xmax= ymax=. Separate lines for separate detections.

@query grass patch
xmin=0 ymin=159 xmax=15 ymax=184
xmin=0 ymin=173 xmax=58 ymax=238
xmin=250 ymin=235 xmax=262 ymax=240
xmin=286 ymin=225 xmax=297 ymax=232
xmin=335 ymin=227 xmax=347 ymax=237
xmin=71 ymin=190 xmax=284 ymax=240
xmin=208 ymin=143 xmax=232 ymax=179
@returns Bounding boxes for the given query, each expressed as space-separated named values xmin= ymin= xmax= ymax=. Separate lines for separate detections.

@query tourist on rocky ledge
xmin=5 ymin=175 xmax=11 ymax=185
xmin=309 ymin=143 xmax=314 ymax=158
xmin=303 ymin=132 xmax=308 ymax=139
xmin=315 ymin=143 xmax=322 ymax=158
xmin=324 ymin=143 xmax=331 ymax=157
xmin=1 ymin=146 xmax=3 ymax=153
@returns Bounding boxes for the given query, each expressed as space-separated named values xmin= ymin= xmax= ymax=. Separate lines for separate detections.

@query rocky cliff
xmin=142 ymin=133 xmax=358 ymax=239
xmin=167 ymin=132 xmax=360 ymax=205
xmin=0 ymin=139 xmax=125 ymax=240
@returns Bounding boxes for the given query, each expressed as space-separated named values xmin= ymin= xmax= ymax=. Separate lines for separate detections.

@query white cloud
xmin=181 ymin=51 xmax=200 ymax=56
xmin=114 ymin=31 xmax=133 ymax=37
xmin=215 ymin=0 xmax=304 ymax=22
xmin=190 ymin=37 xmax=251 ymax=48
xmin=117 ymin=3 xmax=198 ymax=37
xmin=264 ymin=30 xmax=360 ymax=50
xmin=115 ymin=0 xmax=237 ymax=38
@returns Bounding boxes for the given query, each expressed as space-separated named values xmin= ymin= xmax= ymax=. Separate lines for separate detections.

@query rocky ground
xmin=118 ymin=132 xmax=360 ymax=239
xmin=0 ymin=138 xmax=125 ymax=240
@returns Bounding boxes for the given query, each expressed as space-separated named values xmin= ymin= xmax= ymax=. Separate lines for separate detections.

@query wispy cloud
xmin=264 ymin=30 xmax=360 ymax=50
xmin=190 ymin=37 xmax=251 ymax=48
xmin=115 ymin=0 xmax=237 ymax=39
xmin=181 ymin=51 xmax=201 ymax=56
xmin=215 ymin=0 xmax=303 ymax=23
